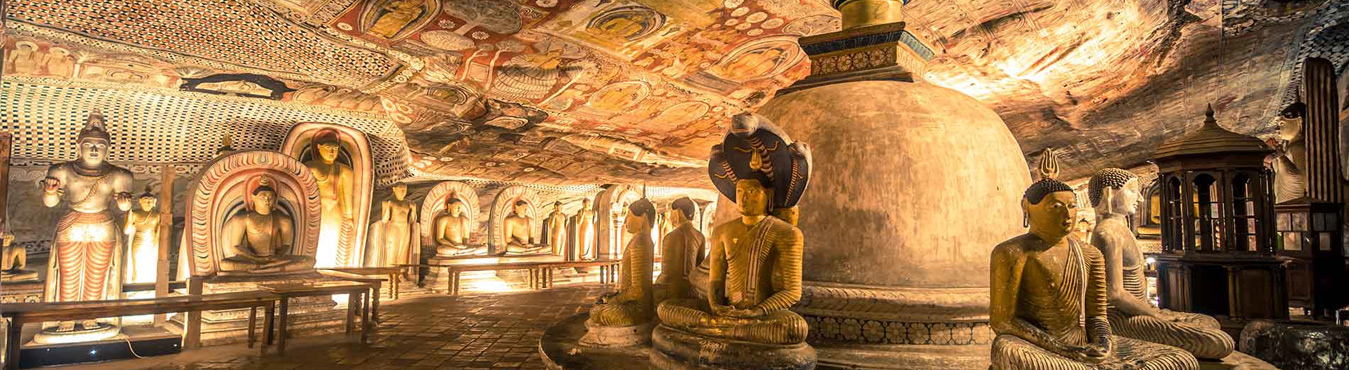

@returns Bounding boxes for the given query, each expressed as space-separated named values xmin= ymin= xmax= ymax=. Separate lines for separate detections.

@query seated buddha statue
xmin=1 ymin=231 xmax=38 ymax=282
xmin=990 ymin=179 xmax=1198 ymax=370
xmin=655 ymin=197 xmax=706 ymax=301
xmin=579 ymin=198 xmax=657 ymax=347
xmin=502 ymin=200 xmax=547 ymax=255
xmin=1089 ymin=168 xmax=1234 ymax=360
xmin=218 ymin=178 xmax=315 ymax=274
xmin=656 ymin=178 xmax=809 ymax=345
xmin=434 ymin=197 xmax=485 ymax=256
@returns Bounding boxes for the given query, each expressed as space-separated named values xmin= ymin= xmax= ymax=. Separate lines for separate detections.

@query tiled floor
xmin=62 ymin=286 xmax=609 ymax=370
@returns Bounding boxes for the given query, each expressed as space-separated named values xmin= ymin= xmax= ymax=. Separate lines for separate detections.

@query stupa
xmin=756 ymin=0 xmax=1031 ymax=368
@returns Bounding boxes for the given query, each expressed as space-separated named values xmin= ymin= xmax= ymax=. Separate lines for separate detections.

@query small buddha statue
xmin=656 ymin=179 xmax=808 ymax=345
xmin=1271 ymin=101 xmax=1307 ymax=203
xmin=574 ymin=198 xmax=598 ymax=260
xmin=1 ymin=231 xmax=38 ymax=282
xmin=1089 ymin=168 xmax=1234 ymax=360
xmin=218 ymin=178 xmax=315 ymax=274
xmin=368 ymin=182 xmax=418 ymax=267
xmin=124 ymin=186 xmax=161 ymax=284
xmin=580 ymin=198 xmax=657 ymax=346
xmin=502 ymin=200 xmax=547 ymax=255
xmin=303 ymin=129 xmax=355 ymax=267
xmin=990 ymin=179 xmax=1198 ymax=370
xmin=655 ymin=197 xmax=706 ymax=301
xmin=434 ymin=197 xmax=484 ymax=256
xmin=544 ymin=201 xmax=568 ymax=256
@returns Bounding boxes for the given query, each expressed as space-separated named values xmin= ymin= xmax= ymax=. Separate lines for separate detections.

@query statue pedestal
xmin=650 ymin=324 xmax=816 ymax=370
xmin=0 ymin=279 xmax=44 ymax=303
xmin=1239 ymin=320 xmax=1349 ymax=370
xmin=540 ymin=313 xmax=655 ymax=370
xmin=579 ymin=320 xmax=653 ymax=348
xmin=170 ymin=272 xmax=343 ymax=345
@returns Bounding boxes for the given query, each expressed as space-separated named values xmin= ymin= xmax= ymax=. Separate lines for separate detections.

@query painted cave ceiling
xmin=2 ymin=0 xmax=1346 ymax=186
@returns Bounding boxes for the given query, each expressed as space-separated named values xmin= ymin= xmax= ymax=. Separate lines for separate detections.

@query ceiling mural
xmin=2 ymin=0 xmax=1344 ymax=186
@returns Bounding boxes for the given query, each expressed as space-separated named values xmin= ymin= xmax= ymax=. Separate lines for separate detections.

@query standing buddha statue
xmin=38 ymin=109 xmax=134 ymax=336
xmin=367 ymin=182 xmax=417 ymax=267
xmin=1271 ymin=101 xmax=1307 ymax=203
xmin=655 ymin=197 xmax=705 ymax=301
xmin=304 ymin=129 xmax=355 ymax=267
xmin=574 ymin=198 xmax=597 ymax=260
xmin=544 ymin=201 xmax=568 ymax=256
xmin=1089 ymin=168 xmax=1234 ymax=360
xmin=123 ymin=186 xmax=160 ymax=284
xmin=580 ymin=198 xmax=656 ymax=347
xmin=989 ymin=178 xmax=1198 ymax=370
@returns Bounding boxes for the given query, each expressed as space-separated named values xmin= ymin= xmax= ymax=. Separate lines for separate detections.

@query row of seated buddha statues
xmin=989 ymin=173 xmax=1235 ymax=370
xmin=574 ymin=112 xmax=817 ymax=370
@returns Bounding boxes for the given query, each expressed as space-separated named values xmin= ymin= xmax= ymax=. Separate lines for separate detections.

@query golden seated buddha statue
xmin=579 ymin=198 xmax=657 ymax=347
xmin=652 ymin=179 xmax=813 ymax=369
xmin=1088 ymin=168 xmax=1234 ymax=360
xmin=990 ymin=179 xmax=1198 ymax=370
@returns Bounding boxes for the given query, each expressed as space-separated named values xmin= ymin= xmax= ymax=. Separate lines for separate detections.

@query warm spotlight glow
xmin=315 ymin=225 xmax=340 ymax=268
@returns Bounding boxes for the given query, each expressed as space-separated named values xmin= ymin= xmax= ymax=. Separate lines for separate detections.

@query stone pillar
xmin=755 ymin=0 xmax=1028 ymax=367
xmin=1302 ymin=58 xmax=1341 ymax=203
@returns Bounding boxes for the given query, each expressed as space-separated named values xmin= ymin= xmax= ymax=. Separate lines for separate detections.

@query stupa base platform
xmin=539 ymin=313 xmax=653 ymax=370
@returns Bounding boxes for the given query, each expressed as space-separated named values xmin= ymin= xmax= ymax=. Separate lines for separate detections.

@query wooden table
xmin=403 ymin=259 xmax=622 ymax=295
xmin=0 ymin=292 xmax=279 ymax=370
xmin=534 ymin=260 xmax=622 ymax=289
xmin=317 ymin=271 xmax=386 ymax=323
xmin=257 ymin=281 xmax=373 ymax=355
xmin=322 ymin=266 xmax=402 ymax=300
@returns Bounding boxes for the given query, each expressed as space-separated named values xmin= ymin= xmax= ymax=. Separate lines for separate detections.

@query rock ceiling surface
xmin=2 ymin=0 xmax=1345 ymax=186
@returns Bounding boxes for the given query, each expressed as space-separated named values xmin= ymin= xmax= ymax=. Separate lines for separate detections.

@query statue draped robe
xmin=657 ymin=216 xmax=808 ymax=345
xmin=992 ymin=238 xmax=1198 ymax=370
xmin=588 ymin=233 xmax=653 ymax=326
xmin=657 ymin=222 xmax=705 ymax=300
xmin=1094 ymin=217 xmax=1235 ymax=360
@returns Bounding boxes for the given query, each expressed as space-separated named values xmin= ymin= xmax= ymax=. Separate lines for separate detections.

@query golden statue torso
xmin=435 ymin=213 xmax=469 ymax=245
xmin=242 ymin=213 xmax=285 ymax=256
xmin=504 ymin=214 xmax=532 ymax=245
xmin=47 ymin=162 xmax=134 ymax=214
xmin=386 ymin=200 xmax=413 ymax=225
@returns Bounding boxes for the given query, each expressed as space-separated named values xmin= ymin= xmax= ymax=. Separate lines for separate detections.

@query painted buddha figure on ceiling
xmin=304 ymin=129 xmax=355 ymax=267
xmin=39 ymin=109 xmax=134 ymax=334
xmin=435 ymin=196 xmax=484 ymax=256
xmin=503 ymin=200 xmax=548 ymax=255
xmin=990 ymin=179 xmax=1198 ymax=370
xmin=218 ymin=177 xmax=315 ymax=274
xmin=123 ymin=186 xmax=160 ymax=284
xmin=579 ymin=198 xmax=657 ymax=347
xmin=1089 ymin=168 xmax=1235 ymax=360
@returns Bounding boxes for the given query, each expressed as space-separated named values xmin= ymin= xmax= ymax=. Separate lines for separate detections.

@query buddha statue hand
xmin=596 ymin=291 xmax=618 ymax=304
xmin=115 ymin=192 xmax=134 ymax=211
xmin=724 ymin=307 xmax=765 ymax=319
xmin=42 ymin=177 xmax=63 ymax=195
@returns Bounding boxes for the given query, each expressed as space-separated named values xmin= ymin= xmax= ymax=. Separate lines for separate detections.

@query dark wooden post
xmin=154 ymin=165 xmax=174 ymax=325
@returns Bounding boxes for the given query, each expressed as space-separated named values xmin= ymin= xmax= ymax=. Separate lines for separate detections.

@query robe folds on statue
xmin=1107 ymin=261 xmax=1234 ymax=360
xmin=366 ymin=218 xmax=414 ymax=267
xmin=656 ymin=216 xmax=808 ymax=345
xmin=45 ymin=210 xmax=123 ymax=306
xmin=991 ymin=239 xmax=1197 ymax=370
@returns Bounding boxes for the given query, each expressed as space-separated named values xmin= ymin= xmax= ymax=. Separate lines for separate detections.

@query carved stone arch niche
xmin=489 ymin=186 xmax=541 ymax=255
xmin=184 ymin=150 xmax=322 ymax=277
xmin=281 ymin=122 xmax=374 ymax=268
xmin=419 ymin=181 xmax=481 ymax=248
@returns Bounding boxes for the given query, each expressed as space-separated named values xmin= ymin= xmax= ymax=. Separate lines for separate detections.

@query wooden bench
xmin=530 ymin=259 xmax=624 ymax=289
xmin=0 ymin=292 xmax=279 ymax=370
xmin=257 ymin=281 xmax=373 ymax=356
xmin=400 ymin=259 xmax=622 ymax=295
xmin=317 ymin=270 xmax=387 ymax=323
xmin=320 ymin=267 xmax=402 ymax=300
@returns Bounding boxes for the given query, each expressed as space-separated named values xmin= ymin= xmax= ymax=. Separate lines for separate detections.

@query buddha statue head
xmin=513 ymin=200 xmax=530 ymax=218
xmin=552 ymin=201 xmax=564 ymax=214
xmin=1278 ymin=101 xmax=1305 ymax=142
xmin=251 ymin=178 xmax=278 ymax=215
xmin=313 ymin=129 xmax=342 ymax=164
xmin=76 ymin=109 xmax=113 ymax=169
xmin=446 ymin=197 xmax=465 ymax=217
xmin=736 ymin=178 xmax=773 ymax=218
xmin=1088 ymin=168 xmax=1139 ymax=217
xmin=1021 ymin=179 xmax=1078 ymax=242
xmin=625 ymin=198 xmax=656 ymax=234
xmin=392 ymin=182 xmax=408 ymax=201
xmin=138 ymin=186 xmax=157 ymax=212
xmin=670 ymin=197 xmax=696 ymax=226
xmin=581 ymin=198 xmax=593 ymax=211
